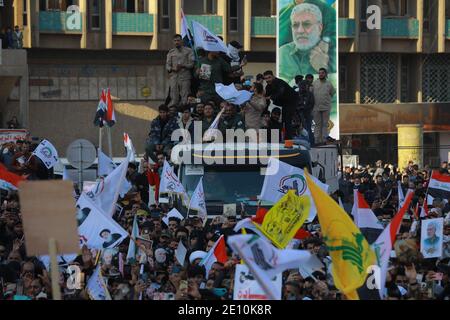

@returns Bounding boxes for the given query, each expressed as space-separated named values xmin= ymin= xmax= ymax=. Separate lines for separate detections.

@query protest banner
xmin=0 ymin=129 xmax=28 ymax=144
xmin=233 ymin=264 xmax=282 ymax=300
xmin=19 ymin=180 xmax=80 ymax=300
xmin=421 ymin=218 xmax=444 ymax=259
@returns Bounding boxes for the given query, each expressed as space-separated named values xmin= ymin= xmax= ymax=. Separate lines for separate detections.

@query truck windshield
xmin=181 ymin=166 xmax=265 ymax=204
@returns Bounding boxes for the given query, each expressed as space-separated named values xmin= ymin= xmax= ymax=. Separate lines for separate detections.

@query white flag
xmin=123 ymin=133 xmax=136 ymax=163
xmin=76 ymin=194 xmax=128 ymax=250
xmin=260 ymin=158 xmax=329 ymax=222
xmin=86 ymin=265 xmax=111 ymax=300
xmin=98 ymin=148 xmax=116 ymax=177
xmin=126 ymin=215 xmax=139 ymax=263
xmin=32 ymin=139 xmax=59 ymax=169
xmin=175 ymin=240 xmax=188 ymax=266
xmin=159 ymin=160 xmax=189 ymax=205
xmin=85 ymin=157 xmax=129 ymax=217
xmin=192 ymin=20 xmax=228 ymax=53
xmin=215 ymin=83 xmax=253 ymax=105
xmin=189 ymin=177 xmax=207 ymax=222
xmin=203 ymin=109 xmax=224 ymax=142
xmin=397 ymin=181 xmax=405 ymax=210
xmin=162 ymin=208 xmax=185 ymax=226
xmin=227 ymin=234 xmax=312 ymax=300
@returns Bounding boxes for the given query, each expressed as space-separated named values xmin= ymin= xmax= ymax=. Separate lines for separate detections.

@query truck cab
xmin=165 ymin=142 xmax=339 ymax=218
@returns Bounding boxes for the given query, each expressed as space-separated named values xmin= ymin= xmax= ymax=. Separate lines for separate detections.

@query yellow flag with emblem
xmin=254 ymin=190 xmax=310 ymax=249
xmin=304 ymin=172 xmax=376 ymax=300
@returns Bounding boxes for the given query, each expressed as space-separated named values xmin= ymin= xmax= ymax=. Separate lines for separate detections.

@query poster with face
xmin=77 ymin=194 xmax=128 ymax=250
xmin=277 ymin=0 xmax=338 ymax=139
xmin=420 ymin=218 xmax=444 ymax=259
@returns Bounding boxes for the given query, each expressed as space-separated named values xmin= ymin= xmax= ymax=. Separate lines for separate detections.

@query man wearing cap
xmin=166 ymin=34 xmax=195 ymax=107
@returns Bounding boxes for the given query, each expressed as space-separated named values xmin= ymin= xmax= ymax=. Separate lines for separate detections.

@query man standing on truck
xmin=264 ymin=70 xmax=298 ymax=140
xmin=312 ymin=68 xmax=335 ymax=146
xmin=218 ymin=103 xmax=245 ymax=139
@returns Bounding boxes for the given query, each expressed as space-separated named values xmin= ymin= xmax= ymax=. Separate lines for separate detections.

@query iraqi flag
xmin=351 ymin=190 xmax=384 ymax=244
xmin=427 ymin=170 xmax=450 ymax=204
xmin=199 ymin=235 xmax=227 ymax=275
xmin=181 ymin=8 xmax=193 ymax=47
xmin=372 ymin=190 xmax=414 ymax=299
xmin=94 ymin=89 xmax=107 ymax=127
xmin=105 ymin=88 xmax=116 ymax=127
xmin=0 ymin=163 xmax=25 ymax=191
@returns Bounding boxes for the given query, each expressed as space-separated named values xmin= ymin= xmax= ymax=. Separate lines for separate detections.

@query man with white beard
xmin=279 ymin=3 xmax=335 ymax=85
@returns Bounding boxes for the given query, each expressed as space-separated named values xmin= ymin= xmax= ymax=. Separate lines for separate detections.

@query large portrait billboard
xmin=277 ymin=0 xmax=338 ymax=139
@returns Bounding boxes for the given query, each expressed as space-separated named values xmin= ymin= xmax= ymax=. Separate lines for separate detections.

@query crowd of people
xmin=146 ymin=33 xmax=336 ymax=163
xmin=0 ymin=129 xmax=449 ymax=300
xmin=0 ymin=32 xmax=449 ymax=301
xmin=0 ymin=26 xmax=23 ymax=49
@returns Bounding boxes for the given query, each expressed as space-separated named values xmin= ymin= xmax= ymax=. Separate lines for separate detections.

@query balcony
xmin=251 ymin=17 xmax=276 ymax=37
xmin=338 ymin=18 xmax=355 ymax=38
xmin=185 ymin=15 xmax=223 ymax=35
xmin=39 ymin=11 xmax=82 ymax=34
xmin=112 ymin=13 xmax=154 ymax=35
xmin=381 ymin=18 xmax=419 ymax=39
xmin=446 ymin=20 xmax=450 ymax=38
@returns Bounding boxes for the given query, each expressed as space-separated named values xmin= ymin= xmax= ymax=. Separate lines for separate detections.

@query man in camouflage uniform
xmin=146 ymin=105 xmax=179 ymax=162
xmin=166 ymin=34 xmax=195 ymax=107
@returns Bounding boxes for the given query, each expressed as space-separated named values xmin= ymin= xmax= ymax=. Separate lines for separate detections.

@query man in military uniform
xmin=219 ymin=103 xmax=245 ymax=139
xmin=166 ymin=34 xmax=195 ymax=107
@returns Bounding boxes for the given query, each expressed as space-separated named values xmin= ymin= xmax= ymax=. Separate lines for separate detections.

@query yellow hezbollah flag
xmin=305 ymin=172 xmax=376 ymax=300
xmin=254 ymin=190 xmax=310 ymax=249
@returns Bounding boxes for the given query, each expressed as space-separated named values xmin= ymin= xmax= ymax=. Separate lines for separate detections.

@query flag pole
xmin=107 ymin=126 xmax=113 ymax=159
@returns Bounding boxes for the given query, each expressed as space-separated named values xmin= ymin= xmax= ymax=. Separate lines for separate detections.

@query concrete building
xmin=339 ymin=0 xmax=450 ymax=167
xmin=0 ymin=0 xmax=276 ymax=156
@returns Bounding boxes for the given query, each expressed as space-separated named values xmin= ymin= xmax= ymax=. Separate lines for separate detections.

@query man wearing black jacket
xmin=263 ymin=70 xmax=298 ymax=140
xmin=297 ymin=80 xmax=315 ymax=145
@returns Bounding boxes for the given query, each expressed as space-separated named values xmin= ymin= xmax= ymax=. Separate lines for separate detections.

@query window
xmin=90 ymin=0 xmax=100 ymax=30
xmin=359 ymin=0 xmax=367 ymax=32
xmin=23 ymin=0 xmax=27 ymax=26
xmin=204 ymin=0 xmax=216 ymax=14
xmin=160 ymin=0 xmax=170 ymax=31
xmin=446 ymin=0 xmax=450 ymax=18
xmin=183 ymin=0 xmax=217 ymax=15
xmin=382 ymin=0 xmax=408 ymax=17
xmin=338 ymin=0 xmax=348 ymax=18
xmin=251 ymin=0 xmax=271 ymax=17
xmin=40 ymin=0 xmax=77 ymax=11
xmin=271 ymin=0 xmax=276 ymax=16
xmin=229 ymin=0 xmax=238 ymax=32
xmin=400 ymin=55 xmax=409 ymax=102
xmin=113 ymin=0 xmax=145 ymax=13
xmin=423 ymin=0 xmax=430 ymax=33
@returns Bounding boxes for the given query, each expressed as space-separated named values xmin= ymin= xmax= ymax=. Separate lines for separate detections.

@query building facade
xmin=0 ymin=0 xmax=276 ymax=156
xmin=339 ymin=0 xmax=450 ymax=167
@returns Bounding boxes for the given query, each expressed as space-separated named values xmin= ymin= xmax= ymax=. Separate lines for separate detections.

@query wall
xmin=4 ymin=100 xmax=162 ymax=157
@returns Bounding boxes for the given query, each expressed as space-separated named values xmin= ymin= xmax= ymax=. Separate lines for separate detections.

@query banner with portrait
xmin=277 ymin=0 xmax=338 ymax=139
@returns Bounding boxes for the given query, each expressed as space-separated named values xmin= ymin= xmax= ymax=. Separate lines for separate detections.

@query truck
xmin=165 ymin=142 xmax=339 ymax=217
